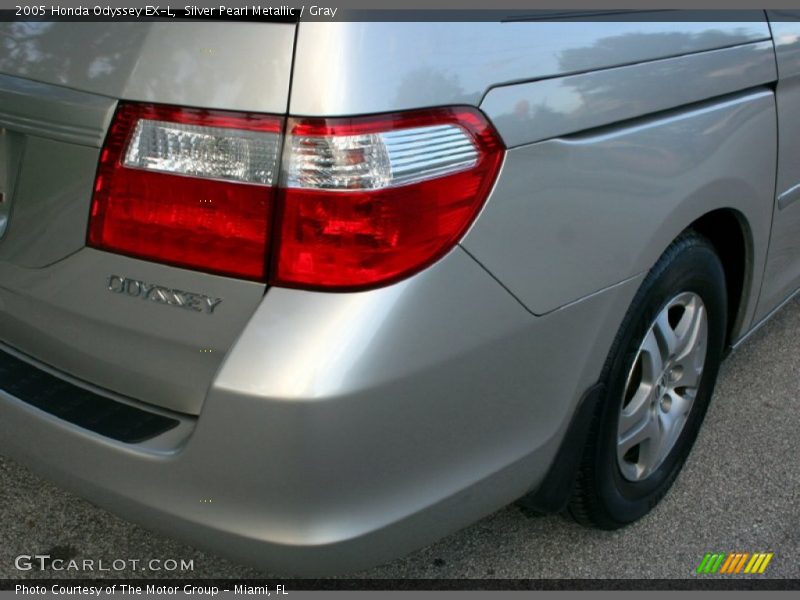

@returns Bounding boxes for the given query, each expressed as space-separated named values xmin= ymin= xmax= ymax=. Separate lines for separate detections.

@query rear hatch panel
xmin=0 ymin=22 xmax=296 ymax=415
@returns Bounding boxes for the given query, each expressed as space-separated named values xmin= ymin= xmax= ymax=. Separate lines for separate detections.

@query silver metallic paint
xmin=463 ymin=89 xmax=776 ymax=326
xmin=0 ymin=73 xmax=116 ymax=148
xmin=0 ymin=247 xmax=643 ymax=574
xmin=0 ymin=135 xmax=99 ymax=267
xmin=754 ymin=11 xmax=800 ymax=321
xmin=0 ymin=22 xmax=295 ymax=114
xmin=481 ymin=42 xmax=776 ymax=148
xmin=0 ymin=17 xmax=796 ymax=575
xmin=289 ymin=18 xmax=770 ymax=116
xmin=0 ymin=250 xmax=266 ymax=414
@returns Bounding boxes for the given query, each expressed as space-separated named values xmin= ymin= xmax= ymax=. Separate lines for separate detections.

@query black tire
xmin=567 ymin=230 xmax=727 ymax=529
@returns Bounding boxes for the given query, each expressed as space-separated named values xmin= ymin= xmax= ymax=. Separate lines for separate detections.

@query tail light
xmin=88 ymin=104 xmax=283 ymax=280
xmin=89 ymin=103 xmax=504 ymax=289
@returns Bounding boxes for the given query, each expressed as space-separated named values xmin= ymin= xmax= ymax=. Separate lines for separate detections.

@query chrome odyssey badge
xmin=107 ymin=275 xmax=223 ymax=315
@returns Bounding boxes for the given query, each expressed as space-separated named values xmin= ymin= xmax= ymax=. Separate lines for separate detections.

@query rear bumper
xmin=0 ymin=247 xmax=642 ymax=575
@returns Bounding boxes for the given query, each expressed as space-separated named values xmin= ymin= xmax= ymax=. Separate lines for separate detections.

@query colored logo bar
xmin=696 ymin=552 xmax=773 ymax=574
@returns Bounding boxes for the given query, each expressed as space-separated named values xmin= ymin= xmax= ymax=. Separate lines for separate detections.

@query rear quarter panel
xmin=464 ymin=89 xmax=776 ymax=326
xmin=291 ymin=16 xmax=776 ymax=342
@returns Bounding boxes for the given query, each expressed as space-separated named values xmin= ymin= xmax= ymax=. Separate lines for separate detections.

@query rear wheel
xmin=567 ymin=231 xmax=727 ymax=529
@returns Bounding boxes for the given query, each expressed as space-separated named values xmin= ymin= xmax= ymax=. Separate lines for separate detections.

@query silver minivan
xmin=1 ymin=11 xmax=798 ymax=574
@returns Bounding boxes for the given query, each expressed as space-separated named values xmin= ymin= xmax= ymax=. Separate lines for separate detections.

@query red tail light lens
xmin=89 ymin=104 xmax=504 ymax=289
xmin=88 ymin=103 xmax=283 ymax=280
xmin=273 ymin=108 xmax=505 ymax=290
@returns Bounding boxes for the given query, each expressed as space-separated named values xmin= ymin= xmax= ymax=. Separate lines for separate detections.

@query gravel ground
xmin=1 ymin=297 xmax=798 ymax=581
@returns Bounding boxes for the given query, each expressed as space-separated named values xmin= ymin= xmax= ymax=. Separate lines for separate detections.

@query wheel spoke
xmin=672 ymin=299 xmax=707 ymax=390
xmin=618 ymin=409 xmax=658 ymax=456
xmin=674 ymin=299 xmax=707 ymax=363
xmin=619 ymin=383 xmax=652 ymax=436
xmin=640 ymin=329 xmax=664 ymax=382
xmin=653 ymin=310 xmax=679 ymax=358
xmin=654 ymin=391 xmax=691 ymax=464
xmin=663 ymin=390 xmax=691 ymax=425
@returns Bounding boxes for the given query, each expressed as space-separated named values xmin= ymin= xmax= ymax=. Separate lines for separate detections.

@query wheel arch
xmin=686 ymin=208 xmax=754 ymax=349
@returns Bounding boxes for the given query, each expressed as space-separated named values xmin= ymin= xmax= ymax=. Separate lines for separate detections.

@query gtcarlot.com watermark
xmin=15 ymin=554 xmax=194 ymax=572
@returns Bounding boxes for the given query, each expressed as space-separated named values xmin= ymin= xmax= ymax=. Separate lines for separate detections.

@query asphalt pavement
xmin=1 ymin=296 xmax=798 ymax=581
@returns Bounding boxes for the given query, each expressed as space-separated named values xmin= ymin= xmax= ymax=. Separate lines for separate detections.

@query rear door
xmin=757 ymin=11 xmax=800 ymax=320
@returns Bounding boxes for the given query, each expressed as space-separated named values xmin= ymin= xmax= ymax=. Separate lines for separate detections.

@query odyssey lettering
xmin=107 ymin=275 xmax=222 ymax=314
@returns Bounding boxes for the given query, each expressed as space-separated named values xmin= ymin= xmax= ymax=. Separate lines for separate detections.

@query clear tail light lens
xmin=274 ymin=108 xmax=504 ymax=289
xmin=123 ymin=118 xmax=280 ymax=184
xmin=88 ymin=103 xmax=283 ymax=280
xmin=89 ymin=104 xmax=504 ymax=289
